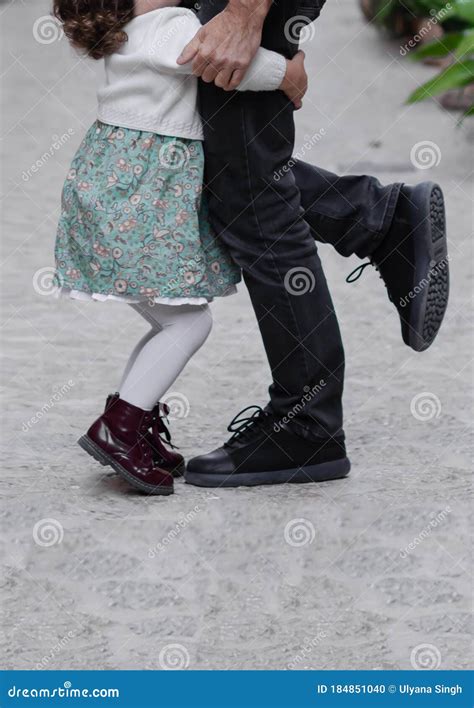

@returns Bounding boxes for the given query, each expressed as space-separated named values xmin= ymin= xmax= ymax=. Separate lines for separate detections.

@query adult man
xmin=180 ymin=0 xmax=449 ymax=487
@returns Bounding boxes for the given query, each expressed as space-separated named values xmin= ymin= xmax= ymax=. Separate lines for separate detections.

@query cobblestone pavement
xmin=1 ymin=0 xmax=472 ymax=671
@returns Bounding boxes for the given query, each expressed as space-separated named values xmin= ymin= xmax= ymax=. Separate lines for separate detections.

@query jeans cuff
xmin=371 ymin=182 xmax=403 ymax=252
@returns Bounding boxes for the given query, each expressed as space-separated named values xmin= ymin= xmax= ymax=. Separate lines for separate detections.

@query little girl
xmin=52 ymin=0 xmax=307 ymax=496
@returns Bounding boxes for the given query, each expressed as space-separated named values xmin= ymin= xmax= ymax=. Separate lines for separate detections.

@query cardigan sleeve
xmin=147 ymin=8 xmax=285 ymax=91
xmin=236 ymin=48 xmax=287 ymax=92
xmin=147 ymin=9 xmax=205 ymax=75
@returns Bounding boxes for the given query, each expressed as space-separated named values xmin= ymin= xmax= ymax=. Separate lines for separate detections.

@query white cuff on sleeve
xmin=237 ymin=49 xmax=287 ymax=92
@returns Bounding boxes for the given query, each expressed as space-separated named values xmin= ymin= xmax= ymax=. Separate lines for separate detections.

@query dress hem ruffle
xmin=55 ymin=286 xmax=238 ymax=306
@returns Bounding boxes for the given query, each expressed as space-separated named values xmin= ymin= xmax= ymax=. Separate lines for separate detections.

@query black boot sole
xmin=404 ymin=182 xmax=449 ymax=352
xmin=185 ymin=457 xmax=350 ymax=488
xmin=78 ymin=435 xmax=174 ymax=496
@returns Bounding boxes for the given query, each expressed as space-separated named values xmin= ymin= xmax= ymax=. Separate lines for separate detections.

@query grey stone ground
xmin=1 ymin=0 xmax=472 ymax=673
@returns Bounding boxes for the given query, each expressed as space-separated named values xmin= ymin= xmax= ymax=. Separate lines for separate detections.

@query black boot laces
xmin=224 ymin=405 xmax=271 ymax=448
xmin=345 ymin=260 xmax=372 ymax=283
xmin=346 ymin=260 xmax=392 ymax=302
xmin=151 ymin=403 xmax=179 ymax=450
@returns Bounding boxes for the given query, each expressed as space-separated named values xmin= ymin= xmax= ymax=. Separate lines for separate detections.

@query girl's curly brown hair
xmin=53 ymin=0 xmax=135 ymax=60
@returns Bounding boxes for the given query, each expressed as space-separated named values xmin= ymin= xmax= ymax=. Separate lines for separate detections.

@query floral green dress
xmin=54 ymin=121 xmax=241 ymax=304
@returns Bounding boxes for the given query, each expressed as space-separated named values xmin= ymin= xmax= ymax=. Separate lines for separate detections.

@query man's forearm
xmin=225 ymin=0 xmax=273 ymax=24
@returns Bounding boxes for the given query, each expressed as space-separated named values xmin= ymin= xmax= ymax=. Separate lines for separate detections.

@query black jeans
xmin=197 ymin=0 xmax=400 ymax=441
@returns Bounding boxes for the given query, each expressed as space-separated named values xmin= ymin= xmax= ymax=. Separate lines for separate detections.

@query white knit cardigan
xmin=97 ymin=6 xmax=288 ymax=141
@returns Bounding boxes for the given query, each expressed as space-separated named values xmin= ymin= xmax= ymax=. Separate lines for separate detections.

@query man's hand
xmin=280 ymin=51 xmax=308 ymax=110
xmin=177 ymin=0 xmax=272 ymax=90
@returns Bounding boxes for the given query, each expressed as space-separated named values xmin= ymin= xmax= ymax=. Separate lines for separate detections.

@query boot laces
xmin=345 ymin=260 xmax=373 ymax=283
xmin=151 ymin=403 xmax=179 ymax=450
xmin=346 ymin=260 xmax=392 ymax=302
xmin=225 ymin=405 xmax=271 ymax=447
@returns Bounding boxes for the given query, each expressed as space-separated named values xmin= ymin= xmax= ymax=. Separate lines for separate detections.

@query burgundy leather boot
xmin=105 ymin=394 xmax=185 ymax=477
xmin=78 ymin=397 xmax=174 ymax=495
xmin=151 ymin=403 xmax=186 ymax=477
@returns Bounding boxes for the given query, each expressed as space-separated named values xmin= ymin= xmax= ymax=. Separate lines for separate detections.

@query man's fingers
xmin=191 ymin=56 xmax=208 ymax=77
xmin=177 ymin=36 xmax=201 ymax=65
xmin=227 ymin=69 xmax=245 ymax=90
xmin=294 ymin=49 xmax=306 ymax=65
xmin=214 ymin=68 xmax=234 ymax=89
xmin=201 ymin=63 xmax=220 ymax=83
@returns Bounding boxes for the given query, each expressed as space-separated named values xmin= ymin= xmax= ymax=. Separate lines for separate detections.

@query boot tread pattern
xmin=421 ymin=186 xmax=449 ymax=348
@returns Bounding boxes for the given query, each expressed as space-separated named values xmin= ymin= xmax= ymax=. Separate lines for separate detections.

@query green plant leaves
xmin=411 ymin=32 xmax=465 ymax=59
xmin=454 ymin=28 xmax=474 ymax=55
xmin=451 ymin=0 xmax=474 ymax=24
xmin=364 ymin=0 xmax=474 ymax=115
xmin=411 ymin=29 xmax=474 ymax=59
xmin=407 ymin=58 xmax=474 ymax=101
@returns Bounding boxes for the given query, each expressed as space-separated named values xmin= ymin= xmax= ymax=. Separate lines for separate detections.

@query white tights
xmin=119 ymin=301 xmax=212 ymax=410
